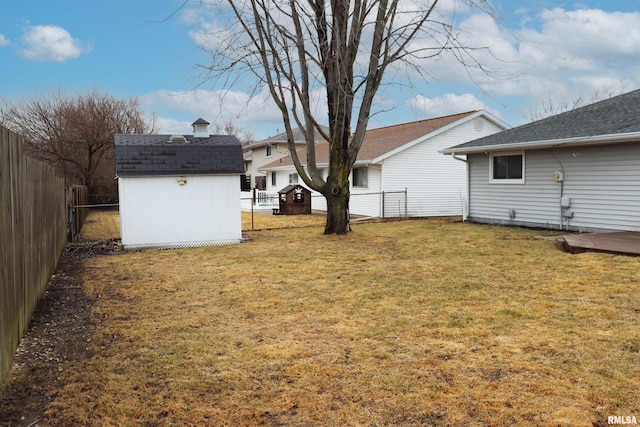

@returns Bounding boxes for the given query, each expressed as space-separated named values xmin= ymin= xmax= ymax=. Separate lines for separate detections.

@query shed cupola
xmin=192 ymin=118 xmax=210 ymax=138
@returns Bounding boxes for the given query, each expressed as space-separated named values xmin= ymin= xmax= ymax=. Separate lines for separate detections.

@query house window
xmin=353 ymin=167 xmax=368 ymax=188
xmin=271 ymin=172 xmax=276 ymax=187
xmin=266 ymin=145 xmax=272 ymax=157
xmin=490 ymin=152 xmax=524 ymax=183
xmin=289 ymin=173 xmax=298 ymax=184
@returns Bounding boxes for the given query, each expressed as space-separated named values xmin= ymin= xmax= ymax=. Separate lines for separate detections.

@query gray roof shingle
xmin=246 ymin=125 xmax=330 ymax=149
xmin=446 ymin=89 xmax=640 ymax=153
xmin=115 ymin=134 xmax=245 ymax=176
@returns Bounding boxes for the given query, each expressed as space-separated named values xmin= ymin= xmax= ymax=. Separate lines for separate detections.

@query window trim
xmin=489 ymin=151 xmax=525 ymax=184
xmin=271 ymin=171 xmax=276 ymax=187
xmin=288 ymin=173 xmax=299 ymax=184
xmin=352 ymin=167 xmax=369 ymax=188
xmin=266 ymin=145 xmax=272 ymax=158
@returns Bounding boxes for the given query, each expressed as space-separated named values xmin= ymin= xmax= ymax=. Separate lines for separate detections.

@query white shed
xmin=115 ymin=119 xmax=244 ymax=249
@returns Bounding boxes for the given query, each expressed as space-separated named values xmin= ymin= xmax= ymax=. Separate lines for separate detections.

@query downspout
xmin=365 ymin=162 xmax=383 ymax=219
xmin=451 ymin=153 xmax=469 ymax=221
xmin=551 ymin=151 xmax=566 ymax=231
xmin=559 ymin=180 xmax=564 ymax=231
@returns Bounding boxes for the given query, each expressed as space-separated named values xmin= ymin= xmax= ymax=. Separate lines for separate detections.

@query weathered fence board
xmin=0 ymin=126 xmax=66 ymax=383
xmin=69 ymin=185 xmax=88 ymax=240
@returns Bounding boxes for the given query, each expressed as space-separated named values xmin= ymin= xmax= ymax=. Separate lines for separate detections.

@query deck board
xmin=560 ymin=231 xmax=640 ymax=255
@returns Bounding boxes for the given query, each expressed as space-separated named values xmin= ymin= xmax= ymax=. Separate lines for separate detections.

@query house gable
xmin=259 ymin=111 xmax=507 ymax=172
xmin=245 ymin=125 xmax=329 ymax=150
xmin=372 ymin=110 xmax=508 ymax=163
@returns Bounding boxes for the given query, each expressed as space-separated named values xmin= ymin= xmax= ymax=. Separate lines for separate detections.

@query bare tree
xmin=528 ymin=85 xmax=628 ymax=121
xmin=198 ymin=0 xmax=494 ymax=234
xmin=1 ymin=90 xmax=148 ymax=201
xmin=213 ymin=120 xmax=256 ymax=147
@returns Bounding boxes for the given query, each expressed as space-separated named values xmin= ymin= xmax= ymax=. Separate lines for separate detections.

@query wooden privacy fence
xmin=0 ymin=126 xmax=67 ymax=383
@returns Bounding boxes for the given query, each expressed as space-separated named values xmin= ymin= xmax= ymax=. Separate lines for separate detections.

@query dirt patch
xmin=0 ymin=244 xmax=99 ymax=427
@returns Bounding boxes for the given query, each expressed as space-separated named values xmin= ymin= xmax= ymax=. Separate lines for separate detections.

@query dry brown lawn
xmin=79 ymin=210 xmax=326 ymax=241
xmin=46 ymin=213 xmax=639 ymax=426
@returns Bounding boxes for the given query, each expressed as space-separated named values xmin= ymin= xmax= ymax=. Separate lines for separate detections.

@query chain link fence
xmin=70 ymin=189 xmax=410 ymax=242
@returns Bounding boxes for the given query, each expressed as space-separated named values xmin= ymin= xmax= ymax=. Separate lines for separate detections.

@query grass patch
xmin=78 ymin=210 xmax=327 ymax=241
xmin=79 ymin=209 xmax=121 ymax=241
xmin=45 ymin=218 xmax=639 ymax=426
xmin=242 ymin=211 xmax=326 ymax=231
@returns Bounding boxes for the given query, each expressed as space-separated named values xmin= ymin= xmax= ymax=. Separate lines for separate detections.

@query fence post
xmin=404 ymin=188 xmax=408 ymax=218
xmin=381 ymin=191 xmax=385 ymax=219
xmin=68 ymin=204 xmax=76 ymax=241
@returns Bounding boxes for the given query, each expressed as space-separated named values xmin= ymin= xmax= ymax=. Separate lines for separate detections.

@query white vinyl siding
xmin=468 ymin=143 xmax=640 ymax=232
xmin=119 ymin=175 xmax=242 ymax=248
xmin=246 ymin=142 xmax=295 ymax=183
xmin=350 ymin=166 xmax=381 ymax=216
xmin=383 ymin=117 xmax=504 ymax=217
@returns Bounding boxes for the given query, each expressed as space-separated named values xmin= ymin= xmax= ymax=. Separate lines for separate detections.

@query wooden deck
xmin=560 ymin=231 xmax=640 ymax=255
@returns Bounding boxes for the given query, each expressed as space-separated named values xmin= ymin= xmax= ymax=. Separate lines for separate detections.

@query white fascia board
xmin=257 ymin=164 xmax=292 ymax=173
xmin=441 ymin=132 xmax=640 ymax=155
xmin=475 ymin=109 xmax=512 ymax=131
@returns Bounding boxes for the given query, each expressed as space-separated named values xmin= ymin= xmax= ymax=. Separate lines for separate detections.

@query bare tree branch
xmin=1 ymin=90 xmax=148 ymax=200
xmin=195 ymin=0 xmax=496 ymax=234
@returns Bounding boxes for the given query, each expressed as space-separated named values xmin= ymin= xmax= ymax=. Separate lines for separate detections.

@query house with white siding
xmin=259 ymin=111 xmax=509 ymax=218
xmin=115 ymin=118 xmax=245 ymax=249
xmin=441 ymin=89 xmax=640 ymax=232
xmin=243 ymin=126 xmax=329 ymax=190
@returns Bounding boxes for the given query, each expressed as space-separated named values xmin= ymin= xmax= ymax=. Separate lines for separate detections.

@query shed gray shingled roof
xmin=445 ymin=89 xmax=640 ymax=153
xmin=115 ymin=134 xmax=244 ymax=176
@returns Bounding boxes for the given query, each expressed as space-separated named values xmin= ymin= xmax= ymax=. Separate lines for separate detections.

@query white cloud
xmin=407 ymin=93 xmax=496 ymax=117
xmin=397 ymin=6 xmax=640 ymax=105
xmin=537 ymin=8 xmax=640 ymax=57
xmin=0 ymin=34 xmax=9 ymax=47
xmin=177 ymin=3 xmax=640 ymax=129
xmin=148 ymin=116 xmax=193 ymax=135
xmin=475 ymin=8 xmax=640 ymax=97
xmin=20 ymin=25 xmax=91 ymax=62
xmin=139 ymin=87 xmax=296 ymax=137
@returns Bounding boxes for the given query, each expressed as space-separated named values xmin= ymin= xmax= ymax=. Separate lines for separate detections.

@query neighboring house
xmin=115 ymin=118 xmax=245 ymax=249
xmin=442 ymin=89 xmax=640 ymax=232
xmin=244 ymin=126 xmax=328 ymax=190
xmin=259 ymin=111 xmax=509 ymax=218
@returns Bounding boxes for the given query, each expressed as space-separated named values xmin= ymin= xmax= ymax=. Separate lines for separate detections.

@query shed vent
xmin=169 ymin=135 xmax=187 ymax=143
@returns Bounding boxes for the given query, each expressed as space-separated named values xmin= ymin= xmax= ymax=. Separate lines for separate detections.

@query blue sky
xmin=1 ymin=0 xmax=639 ymax=139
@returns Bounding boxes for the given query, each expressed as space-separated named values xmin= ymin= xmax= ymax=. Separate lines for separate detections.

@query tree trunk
xmin=323 ymin=181 xmax=351 ymax=235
